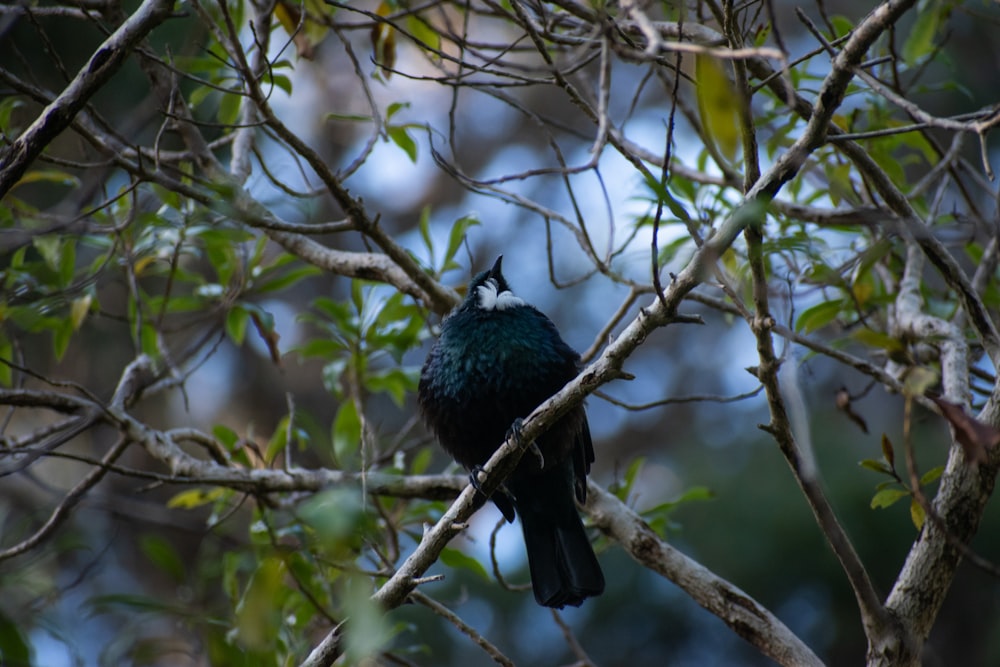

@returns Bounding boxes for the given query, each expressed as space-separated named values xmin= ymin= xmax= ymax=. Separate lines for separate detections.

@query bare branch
xmin=0 ymin=0 xmax=175 ymax=196
xmin=0 ymin=434 xmax=132 ymax=562
xmin=585 ymin=483 xmax=824 ymax=667
xmin=410 ymin=591 xmax=515 ymax=667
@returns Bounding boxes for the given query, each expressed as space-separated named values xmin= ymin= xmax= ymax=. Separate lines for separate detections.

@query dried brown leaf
xmin=930 ymin=397 xmax=1000 ymax=465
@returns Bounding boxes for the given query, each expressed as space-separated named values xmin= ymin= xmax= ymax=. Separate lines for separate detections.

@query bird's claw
xmin=469 ymin=465 xmax=488 ymax=494
xmin=528 ymin=441 xmax=544 ymax=468
xmin=469 ymin=465 xmax=516 ymax=521
xmin=506 ymin=417 xmax=525 ymax=445
xmin=507 ymin=418 xmax=544 ymax=468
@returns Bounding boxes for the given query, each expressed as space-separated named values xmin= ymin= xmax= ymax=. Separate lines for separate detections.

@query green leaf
xmin=32 ymin=234 xmax=62 ymax=271
xmin=902 ymin=0 xmax=944 ymax=66
xmin=829 ymin=15 xmax=854 ymax=39
xmin=0 ymin=97 xmax=25 ymax=133
xmin=235 ymin=556 xmax=285 ymax=651
xmin=310 ymin=295 xmax=354 ymax=328
xmin=58 ymin=236 xmax=76 ymax=286
xmin=612 ymin=457 xmax=645 ymax=500
xmin=364 ymin=367 xmax=417 ymax=406
xmin=86 ymin=593 xmax=185 ymax=616
xmin=139 ymin=322 xmax=158 ymax=357
xmin=657 ymin=234 xmax=693 ymax=265
xmin=298 ymin=486 xmax=367 ymax=549
xmin=296 ymin=338 xmax=346 ymax=359
xmin=641 ymin=486 xmax=715 ymax=522
xmin=444 ymin=215 xmax=479 ymax=271
xmin=321 ymin=358 xmax=349 ymax=395
xmin=139 ymin=534 xmax=186 ymax=583
xmin=910 ymin=497 xmax=927 ymax=530
xmin=326 ymin=112 xmax=374 ymax=123
xmin=641 ymin=173 xmax=692 ymax=222
xmin=0 ymin=335 xmax=13 ymax=387
xmin=410 ymin=446 xmax=433 ymax=475
xmin=52 ymin=317 xmax=73 ymax=361
xmin=860 ymin=458 xmax=894 ymax=476
xmin=795 ymin=299 xmax=844 ymax=333
xmin=0 ymin=609 xmax=31 ymax=667
xmin=920 ymin=465 xmax=944 ymax=486
xmin=386 ymin=101 xmax=410 ymax=120
xmin=188 ymin=84 xmax=214 ymax=110
xmin=870 ymin=487 xmax=909 ymax=509
xmin=343 ymin=574 xmax=393 ymax=663
xmin=287 ymin=551 xmax=333 ymax=612
xmin=265 ymin=416 xmax=289 ymax=463
xmin=418 ymin=205 xmax=434 ymax=258
xmin=226 ymin=305 xmax=250 ymax=345
xmin=672 ymin=485 xmax=714 ymax=504
xmin=440 ymin=547 xmax=491 ymax=581
xmin=217 ymin=88 xmax=242 ymax=126
xmin=222 ymin=551 xmax=243 ymax=603
xmin=269 ymin=73 xmax=293 ymax=96
xmin=253 ymin=264 xmax=321 ymax=294
xmin=825 ymin=161 xmax=856 ymax=206
xmin=213 ymin=424 xmax=240 ymax=449
xmin=332 ymin=400 xmax=362 ymax=464
xmin=350 ymin=279 xmax=364 ymax=314
xmin=387 ymin=125 xmax=418 ymax=162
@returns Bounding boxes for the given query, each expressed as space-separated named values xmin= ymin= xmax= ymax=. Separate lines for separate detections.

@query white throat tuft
xmin=477 ymin=278 xmax=525 ymax=311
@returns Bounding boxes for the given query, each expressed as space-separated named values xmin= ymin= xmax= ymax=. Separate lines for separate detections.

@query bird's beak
xmin=488 ymin=255 xmax=504 ymax=278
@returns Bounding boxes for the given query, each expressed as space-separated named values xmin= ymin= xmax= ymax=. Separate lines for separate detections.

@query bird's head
xmin=465 ymin=255 xmax=526 ymax=311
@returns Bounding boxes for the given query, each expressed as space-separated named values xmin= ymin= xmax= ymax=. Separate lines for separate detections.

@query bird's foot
xmin=469 ymin=465 xmax=516 ymax=521
xmin=469 ymin=465 xmax=489 ymax=494
xmin=507 ymin=417 xmax=544 ymax=468
xmin=528 ymin=441 xmax=544 ymax=468
xmin=506 ymin=417 xmax=524 ymax=445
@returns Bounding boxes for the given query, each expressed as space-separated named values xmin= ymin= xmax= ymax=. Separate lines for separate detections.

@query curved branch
xmin=0 ymin=435 xmax=132 ymax=562
xmin=0 ymin=0 xmax=175 ymax=196
xmin=586 ymin=483 xmax=824 ymax=667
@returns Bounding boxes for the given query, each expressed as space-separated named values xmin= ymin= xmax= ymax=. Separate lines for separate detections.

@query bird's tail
xmin=510 ymin=464 xmax=605 ymax=608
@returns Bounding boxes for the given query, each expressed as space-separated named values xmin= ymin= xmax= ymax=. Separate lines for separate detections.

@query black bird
xmin=418 ymin=256 xmax=605 ymax=608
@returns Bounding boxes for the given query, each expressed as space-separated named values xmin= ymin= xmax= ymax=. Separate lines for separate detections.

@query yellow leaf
xmin=70 ymin=294 xmax=92 ymax=330
xmin=275 ymin=0 xmax=330 ymax=60
xmin=407 ymin=14 xmax=441 ymax=60
xmin=274 ymin=1 xmax=296 ymax=35
xmin=371 ymin=2 xmax=396 ymax=79
xmin=12 ymin=170 xmax=80 ymax=191
xmin=903 ymin=366 xmax=939 ymax=398
xmin=696 ymin=54 xmax=740 ymax=161
xmin=832 ymin=114 xmax=852 ymax=132
xmin=852 ymin=277 xmax=873 ymax=306
xmin=851 ymin=328 xmax=905 ymax=354
xmin=910 ymin=497 xmax=926 ymax=531
xmin=133 ymin=255 xmax=157 ymax=276
xmin=167 ymin=487 xmax=225 ymax=509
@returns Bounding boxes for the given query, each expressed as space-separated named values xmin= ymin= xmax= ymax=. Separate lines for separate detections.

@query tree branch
xmin=585 ymin=483 xmax=824 ymax=667
xmin=0 ymin=0 xmax=176 ymax=197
